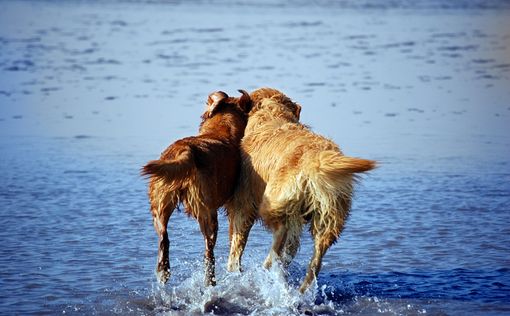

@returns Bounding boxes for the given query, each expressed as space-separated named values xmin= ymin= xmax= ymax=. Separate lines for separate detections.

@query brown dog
xmin=142 ymin=90 xmax=251 ymax=286
xmin=226 ymin=88 xmax=376 ymax=293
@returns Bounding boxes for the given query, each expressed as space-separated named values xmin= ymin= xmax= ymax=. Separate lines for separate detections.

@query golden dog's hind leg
xmin=299 ymin=191 xmax=351 ymax=293
xmin=281 ymin=221 xmax=302 ymax=269
xmin=299 ymin=230 xmax=337 ymax=293
xmin=299 ymin=206 xmax=346 ymax=293
xmin=263 ymin=223 xmax=288 ymax=269
xmin=198 ymin=211 xmax=218 ymax=286
xmin=227 ymin=210 xmax=255 ymax=272
xmin=153 ymin=200 xmax=176 ymax=284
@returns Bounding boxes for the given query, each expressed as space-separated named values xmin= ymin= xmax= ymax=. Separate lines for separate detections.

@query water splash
xmin=147 ymin=259 xmax=320 ymax=315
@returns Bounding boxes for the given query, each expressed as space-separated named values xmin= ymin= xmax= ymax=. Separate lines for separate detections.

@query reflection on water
xmin=0 ymin=0 xmax=509 ymax=315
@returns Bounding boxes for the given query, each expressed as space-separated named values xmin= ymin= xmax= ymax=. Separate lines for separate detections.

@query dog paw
xmin=205 ymin=277 xmax=217 ymax=287
xmin=263 ymin=258 xmax=273 ymax=270
xmin=156 ymin=268 xmax=170 ymax=284
xmin=227 ymin=261 xmax=241 ymax=272
xmin=299 ymin=283 xmax=311 ymax=294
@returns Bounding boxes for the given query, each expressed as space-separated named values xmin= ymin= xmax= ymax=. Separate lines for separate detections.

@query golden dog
xmin=142 ymin=90 xmax=251 ymax=286
xmin=226 ymin=88 xmax=376 ymax=293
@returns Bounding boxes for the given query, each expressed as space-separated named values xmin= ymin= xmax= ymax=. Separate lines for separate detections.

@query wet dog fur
xmin=226 ymin=87 xmax=376 ymax=293
xmin=142 ymin=90 xmax=251 ymax=286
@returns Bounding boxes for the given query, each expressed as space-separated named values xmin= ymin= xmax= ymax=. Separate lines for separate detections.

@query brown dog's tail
xmin=141 ymin=149 xmax=194 ymax=181
xmin=318 ymin=151 xmax=376 ymax=176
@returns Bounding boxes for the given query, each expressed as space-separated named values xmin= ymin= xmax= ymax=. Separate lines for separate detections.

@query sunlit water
xmin=1 ymin=1 xmax=509 ymax=315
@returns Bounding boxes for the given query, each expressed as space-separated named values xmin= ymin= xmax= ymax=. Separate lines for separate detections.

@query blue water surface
xmin=1 ymin=0 xmax=509 ymax=315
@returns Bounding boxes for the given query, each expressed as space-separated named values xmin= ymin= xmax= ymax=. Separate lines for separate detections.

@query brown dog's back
xmin=142 ymin=140 xmax=194 ymax=186
xmin=142 ymin=136 xmax=241 ymax=214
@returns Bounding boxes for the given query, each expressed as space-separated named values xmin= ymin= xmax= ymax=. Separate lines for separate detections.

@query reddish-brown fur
xmin=141 ymin=90 xmax=251 ymax=286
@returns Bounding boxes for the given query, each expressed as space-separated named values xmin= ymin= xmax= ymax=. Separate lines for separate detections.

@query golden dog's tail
xmin=318 ymin=151 xmax=376 ymax=176
xmin=141 ymin=149 xmax=194 ymax=181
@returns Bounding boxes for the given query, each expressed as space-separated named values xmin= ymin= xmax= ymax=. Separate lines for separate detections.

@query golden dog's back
xmin=236 ymin=98 xmax=375 ymax=229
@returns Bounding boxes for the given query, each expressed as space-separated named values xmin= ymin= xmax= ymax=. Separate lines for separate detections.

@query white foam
xmin=149 ymin=258 xmax=323 ymax=315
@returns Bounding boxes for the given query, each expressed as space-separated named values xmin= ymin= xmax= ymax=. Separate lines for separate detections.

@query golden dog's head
xmin=249 ymin=87 xmax=301 ymax=121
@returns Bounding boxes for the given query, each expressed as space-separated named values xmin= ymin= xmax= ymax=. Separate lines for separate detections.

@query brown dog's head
xmin=249 ymin=87 xmax=301 ymax=120
xmin=202 ymin=89 xmax=252 ymax=120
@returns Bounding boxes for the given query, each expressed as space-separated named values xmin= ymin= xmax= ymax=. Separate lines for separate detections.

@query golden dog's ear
xmin=238 ymin=89 xmax=252 ymax=114
xmin=205 ymin=91 xmax=228 ymax=118
xmin=294 ymin=103 xmax=302 ymax=120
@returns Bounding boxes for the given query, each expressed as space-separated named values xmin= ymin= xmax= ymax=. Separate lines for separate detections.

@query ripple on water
xmin=1 ymin=1 xmax=510 ymax=315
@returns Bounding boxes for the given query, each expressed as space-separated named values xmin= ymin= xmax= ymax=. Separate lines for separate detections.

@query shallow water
xmin=1 ymin=1 xmax=509 ymax=315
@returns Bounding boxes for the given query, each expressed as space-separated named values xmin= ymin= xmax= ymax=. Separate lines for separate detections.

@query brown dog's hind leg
xmin=227 ymin=210 xmax=255 ymax=272
xmin=153 ymin=202 xmax=175 ymax=284
xmin=199 ymin=211 xmax=218 ymax=286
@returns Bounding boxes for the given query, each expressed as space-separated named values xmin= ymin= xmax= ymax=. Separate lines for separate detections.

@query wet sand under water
xmin=0 ymin=1 xmax=509 ymax=315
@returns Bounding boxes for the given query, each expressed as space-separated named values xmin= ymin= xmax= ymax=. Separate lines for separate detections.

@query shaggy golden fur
xmin=226 ymin=88 xmax=376 ymax=293
xmin=142 ymin=90 xmax=251 ymax=286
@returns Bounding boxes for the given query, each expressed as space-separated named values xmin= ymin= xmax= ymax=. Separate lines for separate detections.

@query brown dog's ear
xmin=294 ymin=103 xmax=302 ymax=120
xmin=205 ymin=91 xmax=228 ymax=118
xmin=238 ymin=89 xmax=252 ymax=113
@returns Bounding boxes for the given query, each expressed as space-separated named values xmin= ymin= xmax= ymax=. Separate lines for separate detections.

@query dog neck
xmin=199 ymin=110 xmax=247 ymax=143
xmin=246 ymin=103 xmax=299 ymax=134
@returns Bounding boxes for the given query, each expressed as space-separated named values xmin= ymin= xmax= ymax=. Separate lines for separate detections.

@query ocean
xmin=0 ymin=0 xmax=509 ymax=314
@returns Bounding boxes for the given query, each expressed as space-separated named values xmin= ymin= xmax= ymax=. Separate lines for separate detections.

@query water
xmin=1 ymin=1 xmax=509 ymax=315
